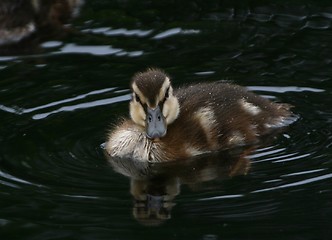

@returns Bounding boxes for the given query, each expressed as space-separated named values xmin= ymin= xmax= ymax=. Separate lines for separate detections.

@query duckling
xmin=105 ymin=68 xmax=292 ymax=162
xmin=0 ymin=0 xmax=83 ymax=48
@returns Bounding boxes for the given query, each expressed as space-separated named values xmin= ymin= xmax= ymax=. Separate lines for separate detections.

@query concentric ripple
xmin=0 ymin=86 xmax=136 ymax=231
xmin=0 ymin=1 xmax=332 ymax=239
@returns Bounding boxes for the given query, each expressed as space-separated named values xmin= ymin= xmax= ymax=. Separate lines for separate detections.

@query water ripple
xmin=32 ymin=94 xmax=130 ymax=120
xmin=198 ymin=194 xmax=244 ymax=201
xmin=0 ymin=170 xmax=43 ymax=188
xmin=0 ymin=88 xmax=131 ymax=119
xmin=281 ymin=168 xmax=327 ymax=177
xmin=152 ymin=28 xmax=200 ymax=40
xmin=247 ymin=86 xmax=325 ymax=93
xmin=272 ymin=152 xmax=311 ymax=163
xmin=56 ymin=43 xmax=144 ymax=57
xmin=82 ymin=27 xmax=153 ymax=37
xmin=252 ymin=173 xmax=332 ymax=193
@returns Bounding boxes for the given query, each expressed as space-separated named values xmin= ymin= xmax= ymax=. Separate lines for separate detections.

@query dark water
xmin=1 ymin=1 xmax=332 ymax=239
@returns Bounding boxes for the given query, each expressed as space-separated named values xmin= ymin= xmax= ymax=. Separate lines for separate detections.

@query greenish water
xmin=1 ymin=1 xmax=332 ymax=239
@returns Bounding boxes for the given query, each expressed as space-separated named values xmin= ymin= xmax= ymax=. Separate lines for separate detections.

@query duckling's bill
xmin=146 ymin=106 xmax=167 ymax=139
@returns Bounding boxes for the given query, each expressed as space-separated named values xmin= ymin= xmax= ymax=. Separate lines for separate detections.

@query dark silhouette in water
xmin=106 ymin=147 xmax=252 ymax=226
xmin=0 ymin=0 xmax=83 ymax=55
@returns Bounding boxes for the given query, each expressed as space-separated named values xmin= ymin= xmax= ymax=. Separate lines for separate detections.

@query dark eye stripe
xmin=157 ymin=87 xmax=170 ymax=111
xmin=165 ymin=87 xmax=170 ymax=99
xmin=133 ymin=93 xmax=149 ymax=111
xmin=133 ymin=93 xmax=141 ymax=103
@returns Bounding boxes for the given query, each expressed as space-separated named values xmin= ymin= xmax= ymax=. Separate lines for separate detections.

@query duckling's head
xmin=130 ymin=68 xmax=180 ymax=139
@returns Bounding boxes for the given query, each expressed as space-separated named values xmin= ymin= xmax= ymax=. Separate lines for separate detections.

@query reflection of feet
xmin=133 ymin=194 xmax=173 ymax=226
xmin=131 ymin=178 xmax=179 ymax=226
xmin=107 ymin=146 xmax=254 ymax=225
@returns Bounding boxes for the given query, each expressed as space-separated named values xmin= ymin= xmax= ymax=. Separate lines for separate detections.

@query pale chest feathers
xmin=105 ymin=115 xmax=218 ymax=162
xmin=106 ymin=124 xmax=172 ymax=162
xmin=106 ymin=107 xmax=220 ymax=162
xmin=106 ymin=126 xmax=152 ymax=161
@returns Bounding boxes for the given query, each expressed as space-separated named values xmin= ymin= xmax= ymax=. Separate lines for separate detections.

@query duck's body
xmin=0 ymin=0 xmax=83 ymax=47
xmin=105 ymin=69 xmax=292 ymax=162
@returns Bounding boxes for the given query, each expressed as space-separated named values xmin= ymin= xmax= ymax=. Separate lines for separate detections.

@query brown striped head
xmin=130 ymin=68 xmax=180 ymax=139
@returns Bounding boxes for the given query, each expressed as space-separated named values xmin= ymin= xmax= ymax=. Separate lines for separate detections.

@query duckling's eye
xmin=134 ymin=93 xmax=141 ymax=103
xmin=165 ymin=87 xmax=170 ymax=99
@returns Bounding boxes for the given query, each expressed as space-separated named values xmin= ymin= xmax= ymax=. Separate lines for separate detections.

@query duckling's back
xmin=168 ymin=82 xmax=291 ymax=153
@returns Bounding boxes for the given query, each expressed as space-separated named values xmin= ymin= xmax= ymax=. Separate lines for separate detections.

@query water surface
xmin=0 ymin=1 xmax=332 ymax=239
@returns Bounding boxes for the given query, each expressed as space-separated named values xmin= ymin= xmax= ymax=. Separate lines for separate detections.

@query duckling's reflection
xmin=0 ymin=0 xmax=83 ymax=54
xmin=106 ymin=147 xmax=252 ymax=226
